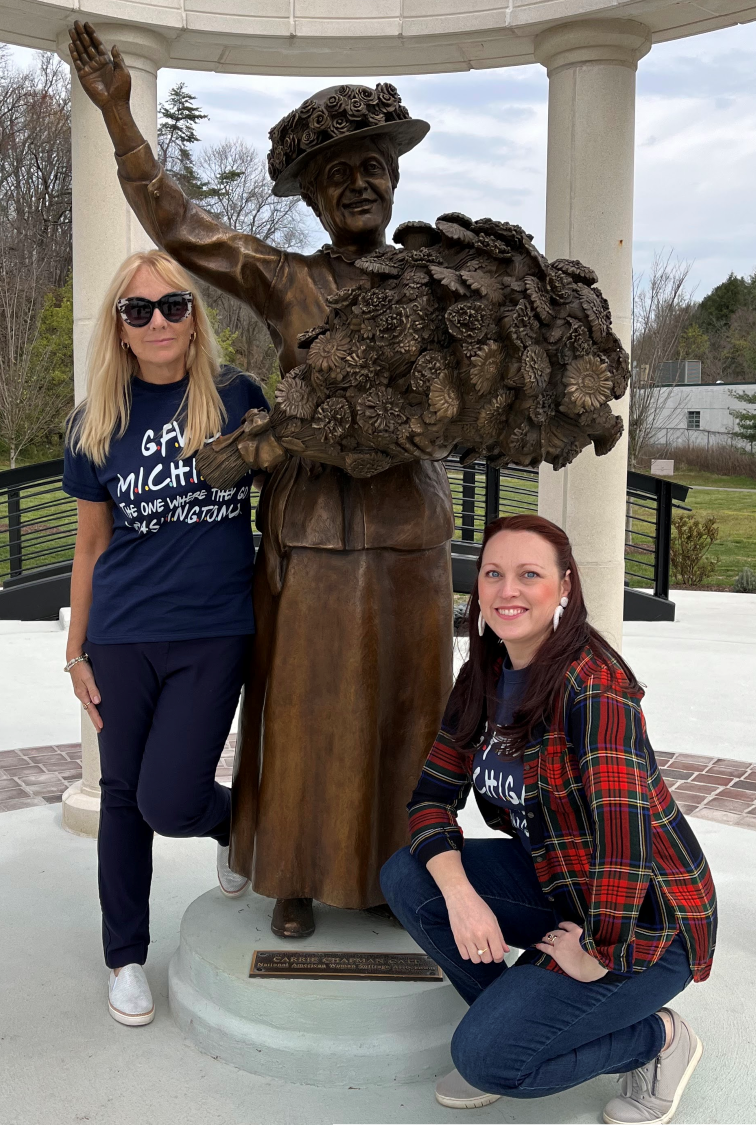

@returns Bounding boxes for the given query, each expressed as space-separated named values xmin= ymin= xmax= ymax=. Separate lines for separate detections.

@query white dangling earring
xmin=552 ymin=596 xmax=569 ymax=632
xmin=478 ymin=611 xmax=486 ymax=637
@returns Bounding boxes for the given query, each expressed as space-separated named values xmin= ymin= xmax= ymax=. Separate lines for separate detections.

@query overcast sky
xmin=12 ymin=21 xmax=756 ymax=301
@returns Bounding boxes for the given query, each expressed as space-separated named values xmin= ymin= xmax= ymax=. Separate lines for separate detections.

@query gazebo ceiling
xmin=2 ymin=0 xmax=756 ymax=73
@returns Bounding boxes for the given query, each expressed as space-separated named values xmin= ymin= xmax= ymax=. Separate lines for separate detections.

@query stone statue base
xmin=169 ymin=889 xmax=468 ymax=1086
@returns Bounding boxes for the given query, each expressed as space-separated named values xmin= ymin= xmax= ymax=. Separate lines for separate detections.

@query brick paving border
xmin=1 ymin=738 xmax=755 ymax=832
xmin=0 ymin=735 xmax=237 ymax=814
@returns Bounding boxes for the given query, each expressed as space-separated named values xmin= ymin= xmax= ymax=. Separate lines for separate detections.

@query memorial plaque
xmin=249 ymin=950 xmax=443 ymax=982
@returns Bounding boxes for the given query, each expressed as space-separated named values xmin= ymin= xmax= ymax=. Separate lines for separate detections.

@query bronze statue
xmin=68 ymin=22 xmax=455 ymax=938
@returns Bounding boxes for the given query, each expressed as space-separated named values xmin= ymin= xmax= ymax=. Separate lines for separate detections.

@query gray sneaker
xmin=435 ymin=1068 xmax=500 ymax=1109
xmin=603 ymin=1009 xmax=703 ymax=1124
xmin=217 ymin=844 xmax=250 ymax=897
xmin=108 ymin=964 xmax=154 ymax=1027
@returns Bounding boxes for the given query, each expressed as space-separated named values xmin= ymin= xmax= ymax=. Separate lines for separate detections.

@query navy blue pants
xmin=87 ymin=636 xmax=250 ymax=969
xmin=381 ymin=839 xmax=693 ymax=1099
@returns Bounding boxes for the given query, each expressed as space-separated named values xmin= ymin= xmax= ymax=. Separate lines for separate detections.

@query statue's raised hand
xmin=68 ymin=21 xmax=131 ymax=111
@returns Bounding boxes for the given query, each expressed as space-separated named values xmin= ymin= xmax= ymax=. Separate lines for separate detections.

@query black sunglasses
xmin=116 ymin=290 xmax=194 ymax=328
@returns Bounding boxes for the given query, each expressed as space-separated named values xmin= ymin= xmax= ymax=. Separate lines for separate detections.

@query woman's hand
xmin=535 ymin=921 xmax=608 ymax=982
xmin=69 ymin=659 xmax=103 ymax=733
xmin=425 ymin=850 xmax=509 ymax=965
xmin=445 ymin=884 xmax=510 ymax=965
xmin=68 ymin=21 xmax=131 ymax=112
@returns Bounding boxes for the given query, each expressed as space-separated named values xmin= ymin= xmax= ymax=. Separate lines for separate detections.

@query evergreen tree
xmin=32 ymin=273 xmax=74 ymax=395
xmin=158 ymin=82 xmax=208 ymax=199
xmin=696 ymin=273 xmax=753 ymax=335
xmin=678 ymin=323 xmax=709 ymax=363
xmin=205 ymin=306 xmax=239 ymax=366
xmin=731 ymin=389 xmax=756 ymax=445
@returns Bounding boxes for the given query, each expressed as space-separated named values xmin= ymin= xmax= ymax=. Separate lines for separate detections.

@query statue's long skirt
xmin=229 ymin=540 xmax=453 ymax=909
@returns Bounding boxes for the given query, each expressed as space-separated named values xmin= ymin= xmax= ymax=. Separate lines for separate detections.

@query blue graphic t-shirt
xmin=472 ymin=662 xmax=531 ymax=851
xmin=63 ymin=366 xmax=268 ymax=644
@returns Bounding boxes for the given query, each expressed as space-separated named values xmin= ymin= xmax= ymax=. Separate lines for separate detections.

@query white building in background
xmin=647 ymin=381 xmax=756 ymax=450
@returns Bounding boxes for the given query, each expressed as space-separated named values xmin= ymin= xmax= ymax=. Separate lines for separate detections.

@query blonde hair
xmin=69 ymin=250 xmax=225 ymax=464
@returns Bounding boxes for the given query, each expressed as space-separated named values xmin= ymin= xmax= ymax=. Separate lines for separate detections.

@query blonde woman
xmin=63 ymin=250 xmax=268 ymax=1027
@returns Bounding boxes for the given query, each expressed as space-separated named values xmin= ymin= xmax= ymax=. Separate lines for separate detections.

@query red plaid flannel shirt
xmin=408 ymin=645 xmax=717 ymax=981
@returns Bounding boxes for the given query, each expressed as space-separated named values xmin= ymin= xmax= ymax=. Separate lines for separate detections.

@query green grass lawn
xmin=651 ymin=470 xmax=756 ymax=588
xmin=0 ymin=477 xmax=77 ymax=583
xmin=677 ymin=487 xmax=756 ymax=586
xmin=669 ymin=470 xmax=756 ymax=490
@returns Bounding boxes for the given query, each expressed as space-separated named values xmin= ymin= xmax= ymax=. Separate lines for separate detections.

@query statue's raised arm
xmin=68 ymin=21 xmax=281 ymax=316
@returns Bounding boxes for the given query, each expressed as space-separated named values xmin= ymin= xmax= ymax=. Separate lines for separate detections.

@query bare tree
xmin=629 ymin=251 xmax=696 ymax=466
xmin=197 ymin=138 xmax=309 ymax=247
xmin=0 ymin=239 xmax=71 ymax=466
xmin=0 ymin=51 xmax=73 ymax=461
xmin=0 ymin=50 xmax=72 ymax=286
xmin=195 ymin=139 xmax=312 ymax=385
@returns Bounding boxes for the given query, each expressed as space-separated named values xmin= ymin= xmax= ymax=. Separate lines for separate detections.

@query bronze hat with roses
xmin=267 ymin=82 xmax=429 ymax=198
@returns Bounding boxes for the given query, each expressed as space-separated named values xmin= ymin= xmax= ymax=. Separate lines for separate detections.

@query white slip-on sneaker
xmin=217 ymin=843 xmax=250 ymax=897
xmin=435 ymin=1068 xmax=501 ymax=1109
xmin=107 ymin=964 xmax=154 ymax=1027
xmin=603 ymin=1009 xmax=703 ymax=1125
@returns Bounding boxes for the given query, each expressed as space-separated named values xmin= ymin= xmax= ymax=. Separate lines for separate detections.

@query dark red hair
xmin=447 ymin=513 xmax=638 ymax=757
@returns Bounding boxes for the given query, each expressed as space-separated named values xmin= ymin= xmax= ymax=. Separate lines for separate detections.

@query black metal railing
xmin=443 ymin=455 xmax=539 ymax=595
xmin=444 ymin=456 xmax=538 ymax=545
xmin=624 ymin=471 xmax=690 ymax=599
xmin=443 ymin=457 xmax=690 ymax=606
xmin=0 ymin=459 xmax=77 ymax=589
xmin=1 ymin=456 xmax=686 ymax=616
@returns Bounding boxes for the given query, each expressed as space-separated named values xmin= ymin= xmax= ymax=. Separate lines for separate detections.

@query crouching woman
xmin=381 ymin=514 xmax=716 ymax=1125
xmin=63 ymin=250 xmax=268 ymax=1027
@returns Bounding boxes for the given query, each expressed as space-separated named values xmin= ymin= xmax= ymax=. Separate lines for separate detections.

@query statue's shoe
xmin=272 ymin=897 xmax=315 ymax=938
xmin=217 ymin=844 xmax=250 ymax=897
xmin=108 ymin=964 xmax=155 ymax=1027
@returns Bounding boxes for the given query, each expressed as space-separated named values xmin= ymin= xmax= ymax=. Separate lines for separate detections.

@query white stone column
xmin=534 ymin=20 xmax=651 ymax=651
xmin=57 ymin=25 xmax=167 ymax=837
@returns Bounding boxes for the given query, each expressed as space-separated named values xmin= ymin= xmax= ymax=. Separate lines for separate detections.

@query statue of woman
xmin=68 ymin=21 xmax=454 ymax=938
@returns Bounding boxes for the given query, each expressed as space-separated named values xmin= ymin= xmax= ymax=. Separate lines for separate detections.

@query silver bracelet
xmin=64 ymin=654 xmax=89 ymax=674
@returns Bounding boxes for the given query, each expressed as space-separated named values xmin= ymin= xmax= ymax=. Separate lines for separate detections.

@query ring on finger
xmin=546 ymin=932 xmax=561 ymax=945
xmin=83 ymin=702 xmax=89 ymax=710
xmin=476 ymin=948 xmax=487 ymax=957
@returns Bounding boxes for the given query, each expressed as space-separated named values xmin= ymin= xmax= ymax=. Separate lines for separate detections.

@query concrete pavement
xmin=0 ymin=803 xmax=752 ymax=1125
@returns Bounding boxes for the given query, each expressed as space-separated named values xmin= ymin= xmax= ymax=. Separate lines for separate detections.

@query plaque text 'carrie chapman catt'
xmin=249 ymin=950 xmax=444 ymax=981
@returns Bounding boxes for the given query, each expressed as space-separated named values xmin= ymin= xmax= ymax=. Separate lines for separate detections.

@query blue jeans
xmin=380 ymin=839 xmax=693 ymax=1099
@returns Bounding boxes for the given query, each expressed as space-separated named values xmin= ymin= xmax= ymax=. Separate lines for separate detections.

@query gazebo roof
xmin=2 ymin=0 xmax=756 ymax=74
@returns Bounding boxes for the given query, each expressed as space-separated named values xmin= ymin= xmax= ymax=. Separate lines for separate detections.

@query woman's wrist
xmin=65 ymin=634 xmax=88 ymax=664
xmin=580 ymin=951 xmax=609 ymax=980
xmin=442 ymin=879 xmax=479 ymax=908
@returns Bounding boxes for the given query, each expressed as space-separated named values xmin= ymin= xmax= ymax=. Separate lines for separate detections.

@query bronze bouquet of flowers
xmin=197 ymin=213 xmax=629 ymax=486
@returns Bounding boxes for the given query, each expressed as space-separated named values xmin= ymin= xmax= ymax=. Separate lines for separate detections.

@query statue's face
xmin=313 ymin=138 xmax=394 ymax=245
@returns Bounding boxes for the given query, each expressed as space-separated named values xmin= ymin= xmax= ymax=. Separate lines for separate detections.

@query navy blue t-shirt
xmin=472 ymin=662 xmax=531 ymax=851
xmin=63 ymin=367 xmax=268 ymax=644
